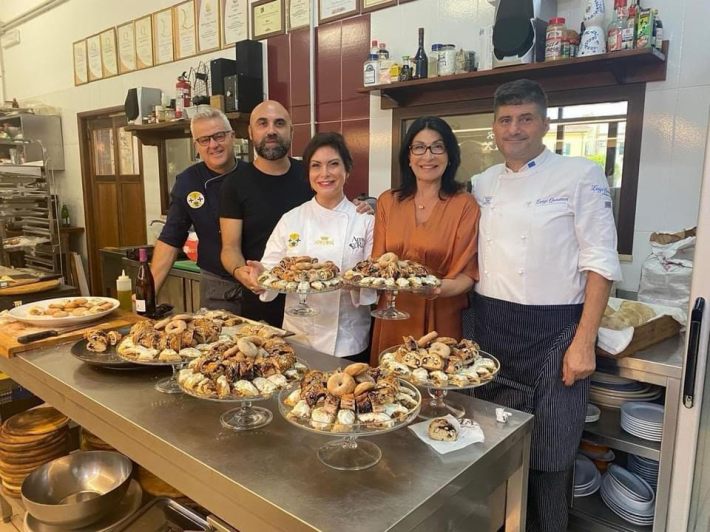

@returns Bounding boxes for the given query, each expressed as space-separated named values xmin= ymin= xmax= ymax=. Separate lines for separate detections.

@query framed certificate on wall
xmin=73 ymin=40 xmax=88 ymax=85
xmin=117 ymin=21 xmax=137 ymax=74
xmin=251 ymin=0 xmax=285 ymax=40
xmin=86 ymin=34 xmax=103 ymax=81
xmin=135 ymin=15 xmax=154 ymax=69
xmin=288 ymin=0 xmax=310 ymax=30
xmin=319 ymin=0 xmax=359 ymax=24
xmin=362 ymin=0 xmax=395 ymax=12
xmin=221 ymin=0 xmax=248 ymax=47
xmin=100 ymin=28 xmax=118 ymax=78
xmin=153 ymin=8 xmax=175 ymax=65
xmin=196 ymin=0 xmax=221 ymax=53
xmin=174 ymin=0 xmax=197 ymax=59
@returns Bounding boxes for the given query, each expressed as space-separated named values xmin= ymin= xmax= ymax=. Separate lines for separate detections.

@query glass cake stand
xmin=346 ymin=280 xmax=440 ymax=321
xmin=117 ymin=352 xmax=185 ymax=394
xmin=259 ymin=277 xmax=343 ymax=317
xmin=278 ymin=380 xmax=421 ymax=471
xmin=379 ymin=346 xmax=500 ymax=419
xmin=180 ymin=385 xmax=274 ymax=431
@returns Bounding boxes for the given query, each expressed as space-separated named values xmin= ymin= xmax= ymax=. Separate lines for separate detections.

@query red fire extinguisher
xmin=175 ymin=72 xmax=191 ymax=119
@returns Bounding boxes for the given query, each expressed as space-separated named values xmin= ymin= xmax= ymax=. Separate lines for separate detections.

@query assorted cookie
xmin=258 ymin=256 xmax=342 ymax=292
xmin=343 ymin=252 xmax=440 ymax=289
xmin=83 ymin=328 xmax=123 ymax=353
xmin=282 ymin=364 xmax=420 ymax=433
xmin=26 ymin=297 xmax=115 ymax=318
xmin=178 ymin=336 xmax=306 ymax=399
xmin=379 ymin=331 xmax=498 ymax=388
xmin=428 ymin=417 xmax=459 ymax=442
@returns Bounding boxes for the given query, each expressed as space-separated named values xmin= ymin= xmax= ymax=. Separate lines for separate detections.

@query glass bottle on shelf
xmin=135 ymin=247 xmax=156 ymax=317
xmin=399 ymin=56 xmax=412 ymax=82
xmin=413 ymin=27 xmax=428 ymax=79
xmin=60 ymin=204 xmax=70 ymax=226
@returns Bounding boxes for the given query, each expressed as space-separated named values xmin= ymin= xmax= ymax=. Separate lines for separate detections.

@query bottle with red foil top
xmin=175 ymin=72 xmax=191 ymax=119
xmin=135 ymin=247 xmax=156 ymax=317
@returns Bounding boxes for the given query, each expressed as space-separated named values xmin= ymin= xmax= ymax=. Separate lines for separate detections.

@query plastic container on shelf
xmin=545 ymin=17 xmax=567 ymax=61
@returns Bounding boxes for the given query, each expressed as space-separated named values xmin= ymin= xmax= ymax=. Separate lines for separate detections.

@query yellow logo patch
xmin=315 ymin=235 xmax=334 ymax=246
xmin=186 ymin=191 xmax=205 ymax=209
xmin=288 ymin=232 xmax=300 ymax=248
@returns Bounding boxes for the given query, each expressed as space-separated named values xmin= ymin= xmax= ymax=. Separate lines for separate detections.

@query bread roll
xmin=600 ymin=301 xmax=656 ymax=330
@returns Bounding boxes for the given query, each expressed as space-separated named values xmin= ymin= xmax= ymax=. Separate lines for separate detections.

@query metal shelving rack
xmin=569 ymin=337 xmax=683 ymax=532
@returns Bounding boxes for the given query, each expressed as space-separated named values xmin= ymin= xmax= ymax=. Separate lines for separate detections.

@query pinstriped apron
xmin=473 ymin=293 xmax=588 ymax=472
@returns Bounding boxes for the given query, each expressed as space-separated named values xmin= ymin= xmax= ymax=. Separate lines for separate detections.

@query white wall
xmin=369 ymin=0 xmax=710 ymax=293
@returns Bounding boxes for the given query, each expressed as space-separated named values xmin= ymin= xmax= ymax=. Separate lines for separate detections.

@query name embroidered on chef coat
xmin=535 ymin=195 xmax=568 ymax=206
xmin=315 ymin=235 xmax=334 ymax=246
xmin=186 ymin=191 xmax=205 ymax=209
xmin=288 ymin=232 xmax=301 ymax=248
xmin=348 ymin=236 xmax=365 ymax=250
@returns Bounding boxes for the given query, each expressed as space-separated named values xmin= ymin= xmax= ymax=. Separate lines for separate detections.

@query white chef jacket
xmin=260 ymin=197 xmax=375 ymax=356
xmin=472 ymin=148 xmax=622 ymax=305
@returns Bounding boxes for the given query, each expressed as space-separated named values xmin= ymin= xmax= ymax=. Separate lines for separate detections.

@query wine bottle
xmin=135 ymin=248 xmax=156 ymax=317
xmin=413 ymin=27 xmax=428 ymax=79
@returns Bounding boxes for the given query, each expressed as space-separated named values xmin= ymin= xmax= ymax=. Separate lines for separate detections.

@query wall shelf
xmin=125 ymin=112 xmax=249 ymax=146
xmin=359 ymin=45 xmax=668 ymax=109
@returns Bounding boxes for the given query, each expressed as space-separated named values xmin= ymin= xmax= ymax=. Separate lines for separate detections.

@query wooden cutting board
xmin=0 ymin=278 xmax=61 ymax=296
xmin=0 ymin=309 xmax=144 ymax=358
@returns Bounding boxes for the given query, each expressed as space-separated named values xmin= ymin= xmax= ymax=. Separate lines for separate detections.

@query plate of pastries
xmin=343 ymin=252 xmax=440 ymax=290
xmin=9 ymin=297 xmax=119 ymax=327
xmin=257 ymin=256 xmax=343 ymax=293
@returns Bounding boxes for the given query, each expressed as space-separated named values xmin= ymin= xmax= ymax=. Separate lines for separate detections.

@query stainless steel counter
xmin=597 ymin=335 xmax=684 ymax=386
xmin=0 ymin=342 xmax=533 ymax=532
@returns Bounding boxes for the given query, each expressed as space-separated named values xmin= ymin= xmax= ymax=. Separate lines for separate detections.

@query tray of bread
xmin=378 ymin=331 xmax=499 ymax=390
xmin=177 ymin=335 xmax=307 ymax=400
xmin=343 ymin=253 xmax=440 ymax=291
xmin=8 ymin=297 xmax=119 ymax=327
xmin=257 ymin=256 xmax=343 ymax=293
xmin=279 ymin=364 xmax=421 ymax=434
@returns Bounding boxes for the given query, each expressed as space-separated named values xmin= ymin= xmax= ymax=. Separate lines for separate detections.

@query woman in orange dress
xmin=369 ymin=116 xmax=480 ymax=362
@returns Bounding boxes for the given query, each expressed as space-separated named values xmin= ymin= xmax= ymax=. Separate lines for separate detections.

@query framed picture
xmin=152 ymin=8 xmax=174 ymax=65
xmin=196 ymin=0 xmax=221 ymax=53
xmin=221 ymin=0 xmax=248 ymax=47
xmin=86 ymin=34 xmax=103 ymax=81
xmin=288 ymin=0 xmax=310 ymax=30
xmin=318 ymin=0 xmax=359 ymax=24
xmin=251 ymin=0 xmax=285 ymax=40
xmin=134 ymin=15 xmax=154 ymax=69
xmin=174 ymin=0 xmax=197 ymax=59
xmin=117 ymin=21 xmax=137 ymax=74
xmin=362 ymin=0 xmax=395 ymax=12
xmin=100 ymin=28 xmax=118 ymax=78
xmin=73 ymin=40 xmax=88 ymax=85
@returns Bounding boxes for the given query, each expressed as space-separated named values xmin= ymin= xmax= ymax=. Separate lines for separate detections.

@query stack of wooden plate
xmin=79 ymin=427 xmax=115 ymax=451
xmin=0 ymin=407 xmax=69 ymax=497
xmin=136 ymin=465 xmax=185 ymax=500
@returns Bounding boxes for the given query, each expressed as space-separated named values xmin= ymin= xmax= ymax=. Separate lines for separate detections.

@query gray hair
xmin=190 ymin=107 xmax=232 ymax=138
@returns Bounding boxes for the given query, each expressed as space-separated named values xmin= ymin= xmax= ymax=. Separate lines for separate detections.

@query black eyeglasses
xmin=194 ymin=130 xmax=232 ymax=146
xmin=410 ymin=143 xmax=446 ymax=155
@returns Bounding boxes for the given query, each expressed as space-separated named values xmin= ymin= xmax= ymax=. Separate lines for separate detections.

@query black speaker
xmin=224 ymin=74 xmax=263 ymax=113
xmin=235 ymin=39 xmax=263 ymax=79
xmin=210 ymin=58 xmax=237 ymax=96
xmin=124 ymin=87 xmax=162 ymax=124
xmin=492 ymin=0 xmax=556 ymax=67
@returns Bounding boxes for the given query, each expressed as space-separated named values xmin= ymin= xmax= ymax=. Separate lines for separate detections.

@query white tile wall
xmin=369 ymin=0 xmax=710 ymax=292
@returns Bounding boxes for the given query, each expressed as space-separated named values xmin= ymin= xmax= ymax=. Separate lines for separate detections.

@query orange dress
xmin=369 ymin=189 xmax=480 ymax=364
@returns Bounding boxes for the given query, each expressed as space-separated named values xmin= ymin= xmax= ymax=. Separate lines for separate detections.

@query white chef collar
xmin=503 ymin=148 xmax=551 ymax=175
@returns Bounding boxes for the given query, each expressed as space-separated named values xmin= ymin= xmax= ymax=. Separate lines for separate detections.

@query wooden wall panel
xmin=95 ymin=183 xmax=119 ymax=249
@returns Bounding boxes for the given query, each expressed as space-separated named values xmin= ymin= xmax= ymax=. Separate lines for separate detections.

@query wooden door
xmin=79 ymin=109 xmax=146 ymax=295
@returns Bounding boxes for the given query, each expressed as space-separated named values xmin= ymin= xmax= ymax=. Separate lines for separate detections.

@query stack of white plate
xmin=589 ymin=373 xmax=663 ymax=409
xmin=600 ymin=465 xmax=655 ymax=526
xmin=628 ymin=454 xmax=659 ymax=490
xmin=574 ymin=454 xmax=601 ymax=497
xmin=620 ymin=402 xmax=664 ymax=442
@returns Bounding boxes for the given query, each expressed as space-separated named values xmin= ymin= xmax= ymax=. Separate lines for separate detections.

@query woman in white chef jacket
xmin=249 ymin=133 xmax=375 ymax=361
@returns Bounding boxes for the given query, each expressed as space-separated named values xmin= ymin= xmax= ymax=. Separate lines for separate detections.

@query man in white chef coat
xmin=471 ymin=79 xmax=622 ymax=532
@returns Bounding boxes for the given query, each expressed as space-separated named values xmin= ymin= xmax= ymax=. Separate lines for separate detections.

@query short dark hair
xmin=494 ymin=79 xmax=548 ymax=117
xmin=302 ymin=132 xmax=353 ymax=173
xmin=396 ymin=116 xmax=462 ymax=201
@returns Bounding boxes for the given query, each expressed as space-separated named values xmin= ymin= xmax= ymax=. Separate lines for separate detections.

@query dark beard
xmin=255 ymin=137 xmax=290 ymax=160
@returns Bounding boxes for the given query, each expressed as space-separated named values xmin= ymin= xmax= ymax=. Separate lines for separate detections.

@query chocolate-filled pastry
xmin=428 ymin=418 xmax=458 ymax=442
xmin=355 ymin=393 xmax=373 ymax=414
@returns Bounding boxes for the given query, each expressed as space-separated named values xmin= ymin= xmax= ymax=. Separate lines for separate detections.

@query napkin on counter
xmin=408 ymin=415 xmax=484 ymax=455
xmin=596 ymin=297 xmax=685 ymax=355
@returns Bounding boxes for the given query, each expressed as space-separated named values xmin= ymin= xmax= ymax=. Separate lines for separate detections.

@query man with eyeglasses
xmin=151 ymin=107 xmax=243 ymax=313
xmin=470 ymin=79 xmax=622 ymax=531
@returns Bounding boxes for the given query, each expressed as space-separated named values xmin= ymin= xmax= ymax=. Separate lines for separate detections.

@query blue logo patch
xmin=591 ymin=184 xmax=611 ymax=197
xmin=481 ymin=196 xmax=493 ymax=206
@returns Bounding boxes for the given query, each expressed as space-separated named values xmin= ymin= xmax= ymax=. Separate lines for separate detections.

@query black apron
xmin=473 ymin=293 xmax=588 ymax=472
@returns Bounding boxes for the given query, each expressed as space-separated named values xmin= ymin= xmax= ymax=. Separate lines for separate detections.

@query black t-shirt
xmin=219 ymin=158 xmax=312 ymax=261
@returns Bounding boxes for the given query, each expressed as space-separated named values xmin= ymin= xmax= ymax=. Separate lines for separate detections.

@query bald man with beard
xmin=219 ymin=101 xmax=312 ymax=325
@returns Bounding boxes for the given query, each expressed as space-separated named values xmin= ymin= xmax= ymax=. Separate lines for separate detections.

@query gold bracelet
xmin=232 ymin=265 xmax=241 ymax=278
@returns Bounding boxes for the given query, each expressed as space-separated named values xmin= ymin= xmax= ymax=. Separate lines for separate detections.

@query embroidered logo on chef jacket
xmin=288 ymin=233 xmax=301 ymax=248
xmin=480 ymin=196 xmax=493 ymax=206
xmin=535 ymin=195 xmax=568 ymax=207
xmin=348 ymin=236 xmax=366 ymax=250
xmin=315 ymin=235 xmax=335 ymax=246
xmin=186 ymin=191 xmax=205 ymax=209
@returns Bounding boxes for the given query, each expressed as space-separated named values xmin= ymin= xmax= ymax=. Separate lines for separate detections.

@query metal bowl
xmin=21 ymin=451 xmax=133 ymax=529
